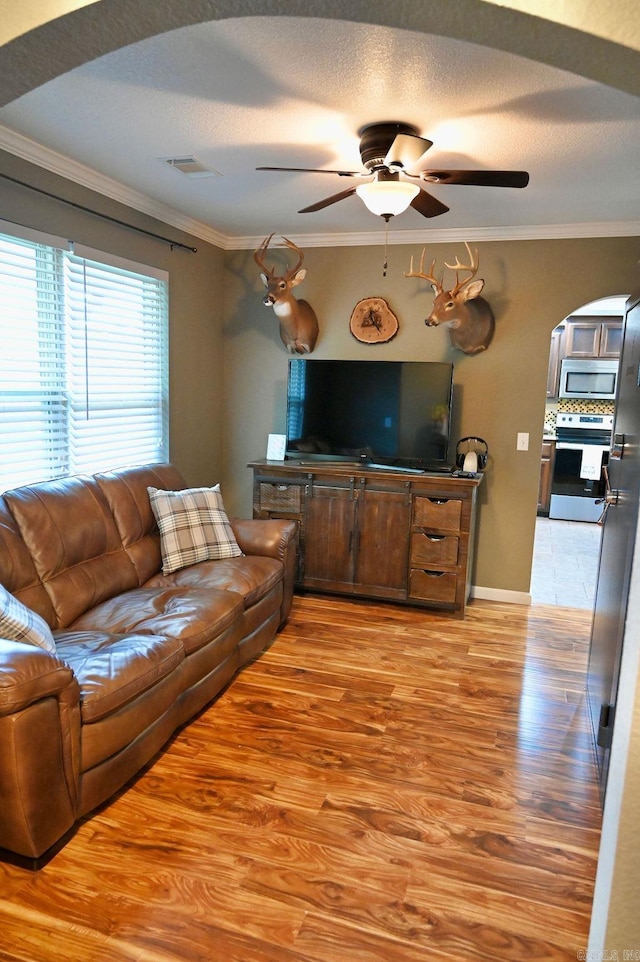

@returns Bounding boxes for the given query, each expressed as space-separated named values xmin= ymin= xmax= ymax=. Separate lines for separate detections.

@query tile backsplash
xmin=544 ymin=398 xmax=614 ymax=435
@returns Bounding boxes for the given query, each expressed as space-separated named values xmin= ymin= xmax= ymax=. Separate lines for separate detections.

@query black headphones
xmin=456 ymin=437 xmax=489 ymax=471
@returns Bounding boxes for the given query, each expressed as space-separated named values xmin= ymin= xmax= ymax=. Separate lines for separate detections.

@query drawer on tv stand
xmin=413 ymin=496 xmax=463 ymax=531
xmin=409 ymin=569 xmax=458 ymax=604
xmin=410 ymin=532 xmax=459 ymax=567
xmin=258 ymin=482 xmax=302 ymax=513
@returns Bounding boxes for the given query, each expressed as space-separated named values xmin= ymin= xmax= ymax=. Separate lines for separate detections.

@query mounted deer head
xmin=254 ymin=234 xmax=319 ymax=354
xmin=405 ymin=242 xmax=495 ymax=355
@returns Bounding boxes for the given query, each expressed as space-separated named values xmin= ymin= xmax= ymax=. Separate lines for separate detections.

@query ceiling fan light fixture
xmin=356 ymin=177 xmax=419 ymax=219
xmin=259 ymin=122 xmax=528 ymax=220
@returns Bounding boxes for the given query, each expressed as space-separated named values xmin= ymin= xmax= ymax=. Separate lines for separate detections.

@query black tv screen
xmin=286 ymin=359 xmax=453 ymax=469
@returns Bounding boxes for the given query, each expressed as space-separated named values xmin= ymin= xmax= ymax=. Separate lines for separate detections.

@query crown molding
xmin=1 ymin=123 xmax=638 ymax=253
xmin=228 ymin=221 xmax=640 ymax=250
xmin=0 ymin=123 xmax=227 ymax=249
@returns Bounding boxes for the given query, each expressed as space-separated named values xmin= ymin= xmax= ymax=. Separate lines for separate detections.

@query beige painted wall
xmin=605 ymin=674 xmax=640 ymax=948
xmin=0 ymin=0 xmax=92 ymax=45
xmin=221 ymin=236 xmax=640 ymax=596
xmin=0 ymin=150 xmax=225 ymax=488
xmin=2 ymin=1 xmax=640 ymax=951
xmin=2 ymin=0 xmax=639 ymax=51
xmin=2 ymin=140 xmax=640 ymax=948
xmin=488 ymin=0 xmax=640 ymax=51
xmin=1 ymin=0 xmax=639 ymax=105
xmin=10 ymin=141 xmax=637 ymax=601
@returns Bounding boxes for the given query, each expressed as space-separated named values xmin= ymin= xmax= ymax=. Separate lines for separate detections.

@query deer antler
xmin=280 ymin=236 xmax=304 ymax=279
xmin=444 ymin=241 xmax=479 ymax=295
xmin=404 ymin=248 xmax=443 ymax=293
xmin=253 ymin=233 xmax=276 ymax=277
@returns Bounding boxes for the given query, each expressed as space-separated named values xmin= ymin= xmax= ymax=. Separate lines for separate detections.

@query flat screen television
xmin=285 ymin=358 xmax=454 ymax=470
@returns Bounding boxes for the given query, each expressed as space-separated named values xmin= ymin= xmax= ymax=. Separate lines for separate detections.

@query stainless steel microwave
xmin=559 ymin=358 xmax=619 ymax=400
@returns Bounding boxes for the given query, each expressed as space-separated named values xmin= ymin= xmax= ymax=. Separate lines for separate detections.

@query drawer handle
xmin=424 ymin=571 xmax=446 ymax=578
xmin=429 ymin=498 xmax=448 ymax=504
xmin=425 ymin=534 xmax=445 ymax=542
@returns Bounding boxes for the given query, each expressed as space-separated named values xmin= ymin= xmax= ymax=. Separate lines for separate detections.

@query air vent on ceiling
xmin=163 ymin=156 xmax=222 ymax=178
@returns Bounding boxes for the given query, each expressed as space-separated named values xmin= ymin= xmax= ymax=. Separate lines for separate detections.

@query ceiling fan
xmin=257 ymin=121 xmax=529 ymax=221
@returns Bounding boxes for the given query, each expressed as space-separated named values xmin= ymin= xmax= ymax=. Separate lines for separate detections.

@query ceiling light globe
xmin=356 ymin=180 xmax=420 ymax=218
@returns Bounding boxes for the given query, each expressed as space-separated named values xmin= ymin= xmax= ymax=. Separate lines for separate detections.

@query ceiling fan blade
xmin=384 ymin=133 xmax=433 ymax=171
xmin=411 ymin=189 xmax=450 ymax=218
xmin=257 ymin=166 xmax=361 ymax=177
xmin=421 ymin=170 xmax=530 ymax=188
xmin=298 ymin=186 xmax=359 ymax=213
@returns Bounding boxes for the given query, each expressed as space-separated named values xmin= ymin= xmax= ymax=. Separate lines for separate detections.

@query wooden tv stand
xmin=249 ymin=460 xmax=482 ymax=617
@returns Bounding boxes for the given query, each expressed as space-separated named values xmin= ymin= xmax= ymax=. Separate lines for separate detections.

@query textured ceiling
xmin=0 ymin=8 xmax=638 ymax=247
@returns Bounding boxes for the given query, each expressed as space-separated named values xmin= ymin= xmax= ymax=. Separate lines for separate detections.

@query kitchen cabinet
xmin=538 ymin=440 xmax=555 ymax=514
xmin=546 ymin=317 xmax=622 ymax=398
xmin=250 ymin=460 xmax=481 ymax=617
xmin=563 ymin=317 xmax=623 ymax=359
xmin=547 ymin=326 xmax=564 ymax=397
xmin=599 ymin=321 xmax=624 ymax=357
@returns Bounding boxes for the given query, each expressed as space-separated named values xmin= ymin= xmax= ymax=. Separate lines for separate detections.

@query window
xmin=0 ymin=225 xmax=169 ymax=492
xmin=286 ymin=358 xmax=305 ymax=444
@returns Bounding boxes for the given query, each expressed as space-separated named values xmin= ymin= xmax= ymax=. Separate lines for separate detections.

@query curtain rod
xmin=0 ymin=171 xmax=198 ymax=253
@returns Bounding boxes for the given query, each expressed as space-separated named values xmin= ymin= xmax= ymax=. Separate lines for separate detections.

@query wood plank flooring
xmin=0 ymin=596 xmax=602 ymax=962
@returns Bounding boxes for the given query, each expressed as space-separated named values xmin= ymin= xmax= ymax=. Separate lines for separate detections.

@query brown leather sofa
xmin=0 ymin=463 xmax=296 ymax=866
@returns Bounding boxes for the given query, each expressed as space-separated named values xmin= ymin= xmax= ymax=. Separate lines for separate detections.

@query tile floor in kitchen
xmin=530 ymin=516 xmax=602 ymax=609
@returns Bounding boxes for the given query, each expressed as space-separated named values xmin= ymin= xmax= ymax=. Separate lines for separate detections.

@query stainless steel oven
xmin=549 ymin=411 xmax=613 ymax=522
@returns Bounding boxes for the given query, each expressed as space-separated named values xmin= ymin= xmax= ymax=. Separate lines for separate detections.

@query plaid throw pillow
xmin=148 ymin=484 xmax=243 ymax=575
xmin=0 ymin=583 xmax=56 ymax=653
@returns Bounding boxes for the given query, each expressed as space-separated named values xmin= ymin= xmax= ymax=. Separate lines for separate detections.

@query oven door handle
xmin=555 ymin=440 xmax=611 ymax=449
xmin=595 ymin=465 xmax=619 ymax=525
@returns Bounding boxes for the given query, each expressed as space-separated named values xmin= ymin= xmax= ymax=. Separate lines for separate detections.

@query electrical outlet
xmin=517 ymin=432 xmax=529 ymax=451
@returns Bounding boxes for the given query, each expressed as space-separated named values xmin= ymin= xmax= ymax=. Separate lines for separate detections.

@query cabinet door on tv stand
xmin=355 ymin=487 xmax=411 ymax=595
xmin=303 ymin=485 xmax=356 ymax=589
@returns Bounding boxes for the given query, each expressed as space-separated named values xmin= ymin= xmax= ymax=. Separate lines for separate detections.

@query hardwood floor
xmin=0 ymin=596 xmax=601 ymax=962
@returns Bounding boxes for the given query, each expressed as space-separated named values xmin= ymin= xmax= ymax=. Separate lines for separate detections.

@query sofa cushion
xmin=70 ymin=585 xmax=244 ymax=657
xmin=0 ymin=501 xmax=57 ymax=624
xmin=0 ymin=583 xmax=56 ymax=653
xmin=3 ymin=475 xmax=139 ymax=628
xmin=55 ymin=629 xmax=183 ymax=723
xmin=95 ymin=463 xmax=187 ymax=585
xmin=146 ymin=556 xmax=283 ymax=609
xmin=148 ymin=484 xmax=243 ymax=575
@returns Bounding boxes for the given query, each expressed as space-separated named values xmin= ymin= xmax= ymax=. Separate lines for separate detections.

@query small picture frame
xmin=266 ymin=433 xmax=287 ymax=460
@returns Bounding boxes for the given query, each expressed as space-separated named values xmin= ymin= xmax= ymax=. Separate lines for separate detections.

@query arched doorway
xmin=531 ymin=295 xmax=628 ymax=607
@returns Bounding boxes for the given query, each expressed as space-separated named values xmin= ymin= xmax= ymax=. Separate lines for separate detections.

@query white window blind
xmin=0 ymin=228 xmax=168 ymax=492
xmin=286 ymin=359 xmax=305 ymax=443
